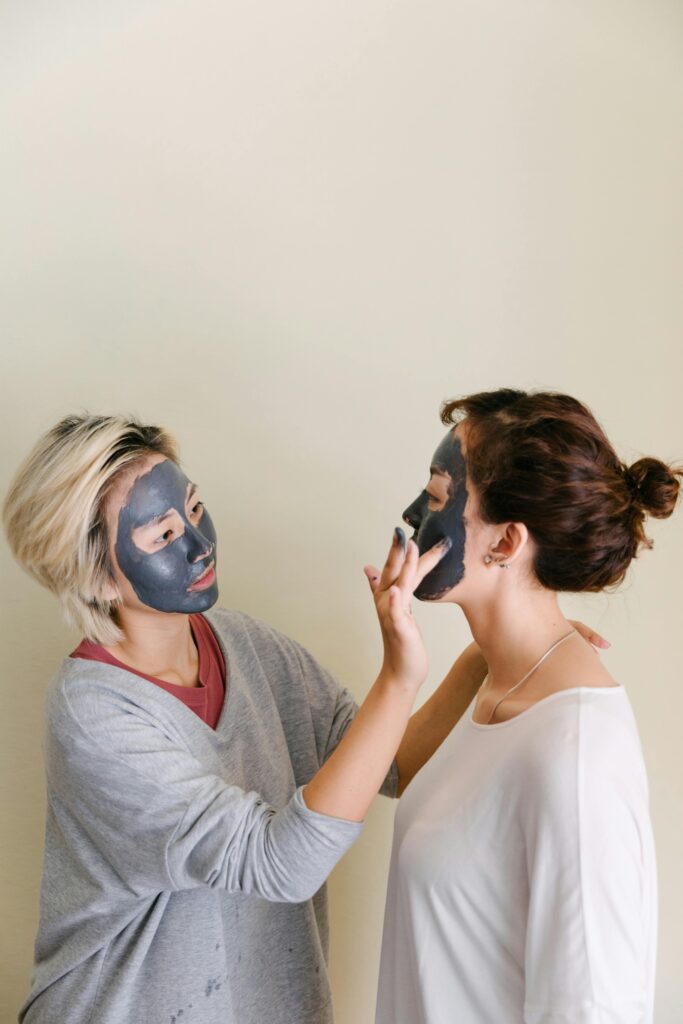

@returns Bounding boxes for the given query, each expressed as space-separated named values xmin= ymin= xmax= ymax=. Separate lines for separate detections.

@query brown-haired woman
xmin=375 ymin=388 xmax=681 ymax=1024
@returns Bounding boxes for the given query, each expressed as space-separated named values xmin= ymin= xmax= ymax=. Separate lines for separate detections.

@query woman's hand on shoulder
xmin=569 ymin=619 xmax=611 ymax=651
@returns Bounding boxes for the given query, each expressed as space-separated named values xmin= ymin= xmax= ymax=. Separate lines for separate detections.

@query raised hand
xmin=364 ymin=528 xmax=452 ymax=691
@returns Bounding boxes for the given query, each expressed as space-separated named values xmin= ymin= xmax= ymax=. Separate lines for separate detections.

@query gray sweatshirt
xmin=20 ymin=607 xmax=398 ymax=1024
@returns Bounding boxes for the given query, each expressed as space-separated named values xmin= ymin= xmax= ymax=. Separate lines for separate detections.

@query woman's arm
xmin=303 ymin=532 xmax=450 ymax=821
xmin=394 ymin=642 xmax=487 ymax=796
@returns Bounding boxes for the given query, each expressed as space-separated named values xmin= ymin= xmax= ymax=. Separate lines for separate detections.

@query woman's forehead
xmin=104 ymin=455 xmax=176 ymax=520
xmin=430 ymin=425 xmax=464 ymax=475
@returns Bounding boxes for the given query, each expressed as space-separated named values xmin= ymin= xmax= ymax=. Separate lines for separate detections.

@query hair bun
xmin=626 ymin=457 xmax=682 ymax=519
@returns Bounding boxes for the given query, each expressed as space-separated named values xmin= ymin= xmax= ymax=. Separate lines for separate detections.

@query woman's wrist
xmin=376 ymin=666 xmax=423 ymax=698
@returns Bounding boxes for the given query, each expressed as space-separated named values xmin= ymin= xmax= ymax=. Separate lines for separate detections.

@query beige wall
xmin=1 ymin=2 xmax=682 ymax=1021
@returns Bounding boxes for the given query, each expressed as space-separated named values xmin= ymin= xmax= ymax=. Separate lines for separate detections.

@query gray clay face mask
xmin=402 ymin=430 xmax=468 ymax=601
xmin=115 ymin=459 xmax=219 ymax=614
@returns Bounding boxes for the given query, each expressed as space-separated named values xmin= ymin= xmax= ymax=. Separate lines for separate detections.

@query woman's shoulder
xmin=45 ymin=653 xmax=190 ymax=744
xmin=48 ymin=654 xmax=141 ymax=709
xmin=516 ymin=685 xmax=649 ymax=805
xmin=203 ymin=606 xmax=316 ymax=673
xmin=518 ymin=683 xmax=637 ymax=746
xmin=528 ymin=632 xmax=620 ymax=697
xmin=204 ymin=606 xmax=340 ymax=704
xmin=203 ymin=605 xmax=288 ymax=646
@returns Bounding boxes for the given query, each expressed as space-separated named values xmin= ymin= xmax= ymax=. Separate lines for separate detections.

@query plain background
xmin=1 ymin=2 xmax=682 ymax=1021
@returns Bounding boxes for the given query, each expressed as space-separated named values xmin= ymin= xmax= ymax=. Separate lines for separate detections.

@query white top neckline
xmin=468 ymin=682 xmax=624 ymax=730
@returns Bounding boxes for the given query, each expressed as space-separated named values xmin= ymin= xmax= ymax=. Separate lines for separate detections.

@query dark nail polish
xmin=394 ymin=526 xmax=406 ymax=550
xmin=440 ymin=536 xmax=453 ymax=551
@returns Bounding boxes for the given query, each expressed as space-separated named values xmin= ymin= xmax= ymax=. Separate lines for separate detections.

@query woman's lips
xmin=187 ymin=562 xmax=216 ymax=592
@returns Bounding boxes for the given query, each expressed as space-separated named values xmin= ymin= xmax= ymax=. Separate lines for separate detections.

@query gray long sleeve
xmin=49 ymin=678 xmax=361 ymax=903
xmin=22 ymin=608 xmax=376 ymax=1024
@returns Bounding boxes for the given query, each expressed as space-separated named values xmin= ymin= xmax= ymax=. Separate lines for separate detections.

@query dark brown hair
xmin=441 ymin=388 xmax=682 ymax=592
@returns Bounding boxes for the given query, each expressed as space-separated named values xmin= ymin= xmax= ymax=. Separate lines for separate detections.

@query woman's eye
xmin=155 ymin=529 xmax=174 ymax=545
xmin=190 ymin=501 xmax=204 ymax=515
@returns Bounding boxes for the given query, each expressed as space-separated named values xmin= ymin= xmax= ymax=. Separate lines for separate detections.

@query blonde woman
xmin=3 ymin=412 xmax=475 ymax=1024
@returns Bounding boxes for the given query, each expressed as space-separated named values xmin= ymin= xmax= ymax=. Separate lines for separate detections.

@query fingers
xmin=570 ymin=619 xmax=611 ymax=650
xmin=364 ymin=566 xmax=381 ymax=593
xmin=393 ymin=535 xmax=419 ymax=591
xmin=411 ymin=536 xmax=452 ymax=589
xmin=370 ymin=530 xmax=451 ymax=600
xmin=391 ymin=535 xmax=451 ymax=600
xmin=385 ymin=582 xmax=412 ymax=630
xmin=378 ymin=527 xmax=408 ymax=590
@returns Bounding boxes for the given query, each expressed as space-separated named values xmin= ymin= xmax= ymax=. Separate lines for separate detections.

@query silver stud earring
xmin=498 ymin=562 xmax=510 ymax=569
xmin=483 ymin=554 xmax=494 ymax=565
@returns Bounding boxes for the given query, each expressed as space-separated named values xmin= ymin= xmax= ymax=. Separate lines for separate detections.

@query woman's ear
xmin=90 ymin=568 xmax=121 ymax=605
xmin=490 ymin=521 xmax=530 ymax=564
xmin=99 ymin=581 xmax=119 ymax=603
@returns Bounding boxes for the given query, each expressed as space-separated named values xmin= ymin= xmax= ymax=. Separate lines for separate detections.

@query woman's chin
xmin=414 ymin=580 xmax=462 ymax=604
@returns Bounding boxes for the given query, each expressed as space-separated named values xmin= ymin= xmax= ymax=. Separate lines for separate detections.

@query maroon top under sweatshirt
xmin=70 ymin=612 xmax=226 ymax=728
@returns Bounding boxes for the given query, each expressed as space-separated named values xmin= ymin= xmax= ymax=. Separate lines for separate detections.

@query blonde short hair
xmin=2 ymin=413 xmax=179 ymax=645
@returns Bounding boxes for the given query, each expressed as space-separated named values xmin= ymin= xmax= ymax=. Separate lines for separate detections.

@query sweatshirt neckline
xmin=64 ymin=608 xmax=233 ymax=739
xmin=468 ymin=683 xmax=624 ymax=731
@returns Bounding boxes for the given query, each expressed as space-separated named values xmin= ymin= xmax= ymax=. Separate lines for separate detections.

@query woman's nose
xmin=402 ymin=503 xmax=422 ymax=529
xmin=185 ymin=525 xmax=213 ymax=561
xmin=194 ymin=542 xmax=213 ymax=561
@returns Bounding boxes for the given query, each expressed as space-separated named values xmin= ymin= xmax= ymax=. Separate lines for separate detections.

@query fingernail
xmin=394 ymin=527 xmax=406 ymax=550
xmin=440 ymin=536 xmax=453 ymax=551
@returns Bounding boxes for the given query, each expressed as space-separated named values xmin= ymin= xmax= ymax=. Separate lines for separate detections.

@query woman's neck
xmin=104 ymin=607 xmax=199 ymax=685
xmin=459 ymin=587 xmax=574 ymax=693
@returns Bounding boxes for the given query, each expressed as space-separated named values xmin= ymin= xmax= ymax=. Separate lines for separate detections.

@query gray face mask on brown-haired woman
xmin=402 ymin=430 xmax=468 ymax=601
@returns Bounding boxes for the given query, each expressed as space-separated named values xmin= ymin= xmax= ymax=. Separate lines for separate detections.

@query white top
xmin=375 ymin=685 xmax=658 ymax=1024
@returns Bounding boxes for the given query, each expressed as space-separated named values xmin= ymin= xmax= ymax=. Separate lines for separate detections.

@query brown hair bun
xmin=625 ymin=457 xmax=681 ymax=519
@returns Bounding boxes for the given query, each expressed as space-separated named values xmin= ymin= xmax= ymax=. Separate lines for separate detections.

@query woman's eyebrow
xmin=133 ymin=483 xmax=198 ymax=530
xmin=136 ymin=509 xmax=174 ymax=530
